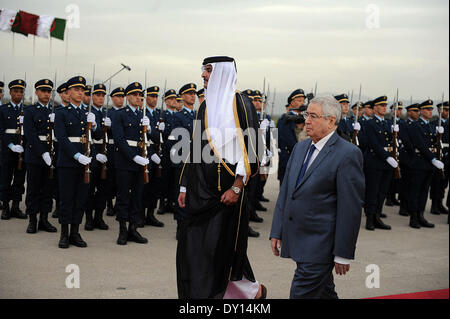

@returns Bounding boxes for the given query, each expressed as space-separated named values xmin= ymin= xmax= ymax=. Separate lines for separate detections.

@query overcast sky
xmin=1 ymin=0 xmax=449 ymax=113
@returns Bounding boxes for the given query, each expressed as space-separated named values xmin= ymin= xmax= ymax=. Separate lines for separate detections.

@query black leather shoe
xmin=374 ymin=214 xmax=391 ymax=230
xmin=430 ymin=201 xmax=440 ymax=215
xmin=248 ymin=226 xmax=260 ymax=238
xmin=93 ymin=210 xmax=109 ymax=230
xmin=438 ymin=202 xmax=449 ymax=215
xmin=128 ymin=223 xmax=148 ymax=244
xmin=51 ymin=208 xmax=59 ymax=218
xmin=255 ymin=202 xmax=267 ymax=212
xmin=106 ymin=199 xmax=115 ymax=216
xmin=69 ymin=233 xmax=88 ymax=247
xmin=58 ymin=224 xmax=69 ymax=249
xmin=385 ymin=199 xmax=394 ymax=207
xmin=84 ymin=211 xmax=94 ymax=231
xmin=26 ymin=215 xmax=38 ymax=234
xmin=409 ymin=211 xmax=421 ymax=229
xmin=10 ymin=201 xmax=27 ymax=219
xmin=1 ymin=201 xmax=10 ymax=220
xmin=157 ymin=199 xmax=169 ymax=215
xmin=365 ymin=214 xmax=375 ymax=231
xmin=145 ymin=209 xmax=164 ymax=227
xmin=418 ymin=211 xmax=434 ymax=228
xmin=399 ymin=207 xmax=409 ymax=216
xmin=38 ymin=213 xmax=57 ymax=232
xmin=259 ymin=196 xmax=269 ymax=203
xmin=380 ymin=213 xmax=387 ymax=218
xmin=250 ymin=212 xmax=263 ymax=223
xmin=117 ymin=221 xmax=128 ymax=245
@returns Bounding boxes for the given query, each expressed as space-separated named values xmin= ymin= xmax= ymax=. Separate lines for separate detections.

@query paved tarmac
xmin=0 ymin=156 xmax=448 ymax=299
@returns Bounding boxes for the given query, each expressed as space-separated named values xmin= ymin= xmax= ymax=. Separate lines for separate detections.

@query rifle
xmin=17 ymin=73 xmax=26 ymax=170
xmin=84 ymin=65 xmax=95 ymax=184
xmin=141 ymin=71 xmax=149 ymax=184
xmin=352 ymin=84 xmax=362 ymax=145
xmin=436 ymin=93 xmax=445 ymax=179
xmin=48 ymin=70 xmax=57 ymax=179
xmin=100 ymin=80 xmax=112 ymax=180
xmin=270 ymin=88 xmax=276 ymax=119
xmin=155 ymin=79 xmax=167 ymax=178
xmin=392 ymin=89 xmax=401 ymax=179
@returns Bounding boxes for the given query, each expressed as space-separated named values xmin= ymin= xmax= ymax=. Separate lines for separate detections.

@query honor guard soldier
xmin=112 ymin=82 xmax=151 ymax=245
xmin=429 ymin=101 xmax=449 ymax=215
xmin=172 ymin=83 xmax=197 ymax=233
xmin=141 ymin=85 xmax=164 ymax=227
xmin=405 ymin=100 xmax=444 ymax=228
xmin=196 ymin=88 xmax=205 ymax=104
xmin=176 ymin=94 xmax=183 ymax=112
xmin=82 ymin=85 xmax=92 ymax=108
xmin=84 ymin=83 xmax=109 ymax=231
xmin=363 ymin=96 xmax=395 ymax=231
xmin=157 ymin=89 xmax=178 ymax=216
xmin=335 ymin=93 xmax=353 ymax=142
xmin=23 ymin=79 xmax=58 ymax=233
xmin=54 ymin=76 xmax=101 ymax=248
xmin=277 ymin=89 xmax=306 ymax=185
xmin=105 ymin=86 xmax=125 ymax=217
xmin=0 ymin=81 xmax=4 ymax=101
xmin=0 ymin=79 xmax=28 ymax=220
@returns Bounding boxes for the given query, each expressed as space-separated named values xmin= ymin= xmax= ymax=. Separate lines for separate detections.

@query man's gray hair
xmin=310 ymin=96 xmax=342 ymax=125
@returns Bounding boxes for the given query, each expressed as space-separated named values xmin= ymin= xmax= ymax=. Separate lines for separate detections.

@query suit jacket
xmin=270 ymin=131 xmax=364 ymax=263
xmin=23 ymin=102 xmax=52 ymax=165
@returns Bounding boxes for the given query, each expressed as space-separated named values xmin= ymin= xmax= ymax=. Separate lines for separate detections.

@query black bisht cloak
xmin=176 ymin=91 xmax=260 ymax=299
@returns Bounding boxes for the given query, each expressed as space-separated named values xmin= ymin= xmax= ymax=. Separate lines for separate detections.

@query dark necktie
xmin=296 ymin=144 xmax=316 ymax=187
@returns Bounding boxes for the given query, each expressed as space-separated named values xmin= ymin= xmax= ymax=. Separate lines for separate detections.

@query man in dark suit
xmin=270 ymin=96 xmax=364 ymax=299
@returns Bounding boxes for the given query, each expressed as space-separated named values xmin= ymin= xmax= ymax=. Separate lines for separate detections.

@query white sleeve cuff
xmin=334 ymin=256 xmax=351 ymax=265
xmin=235 ymin=159 xmax=247 ymax=183
xmin=180 ymin=186 xmax=186 ymax=193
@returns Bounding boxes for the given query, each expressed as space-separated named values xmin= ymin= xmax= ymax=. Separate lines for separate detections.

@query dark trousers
xmin=143 ymin=173 xmax=162 ymax=210
xmin=105 ymin=160 xmax=117 ymax=201
xmin=0 ymin=159 xmax=26 ymax=202
xmin=290 ymin=262 xmax=338 ymax=299
xmin=256 ymin=174 xmax=267 ymax=200
xmin=409 ymin=169 xmax=433 ymax=212
xmin=399 ymin=165 xmax=410 ymax=211
xmin=25 ymin=163 xmax=55 ymax=214
xmin=429 ymin=167 xmax=449 ymax=202
xmin=58 ymin=167 xmax=89 ymax=225
xmin=364 ymin=168 xmax=393 ymax=214
xmin=115 ymin=169 xmax=143 ymax=224
xmin=86 ymin=165 xmax=108 ymax=212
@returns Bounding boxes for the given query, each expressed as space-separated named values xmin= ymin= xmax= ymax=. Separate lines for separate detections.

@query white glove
xmin=269 ymin=120 xmax=275 ymax=128
xmin=77 ymin=154 xmax=92 ymax=165
xmin=141 ymin=116 xmax=150 ymax=127
xmin=19 ymin=116 xmax=24 ymax=124
xmin=158 ymin=122 xmax=165 ymax=131
xmin=96 ymin=153 xmax=108 ymax=164
xmin=150 ymin=153 xmax=161 ymax=165
xmin=352 ymin=122 xmax=361 ymax=131
xmin=436 ymin=126 xmax=444 ymax=134
xmin=9 ymin=144 xmax=24 ymax=153
xmin=133 ymin=155 xmax=149 ymax=166
xmin=103 ymin=117 xmax=111 ymax=127
xmin=266 ymin=150 xmax=273 ymax=158
xmin=87 ymin=112 xmax=96 ymax=124
xmin=42 ymin=152 xmax=52 ymax=166
xmin=260 ymin=155 xmax=268 ymax=167
xmin=391 ymin=124 xmax=399 ymax=132
xmin=431 ymin=158 xmax=444 ymax=170
xmin=386 ymin=157 xmax=398 ymax=168
xmin=49 ymin=113 xmax=55 ymax=123
xmin=260 ymin=119 xmax=269 ymax=130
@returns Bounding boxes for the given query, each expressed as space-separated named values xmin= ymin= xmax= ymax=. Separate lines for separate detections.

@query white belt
xmin=127 ymin=140 xmax=138 ymax=147
xmin=38 ymin=135 xmax=49 ymax=141
xmin=415 ymin=148 xmax=433 ymax=153
xmin=108 ymin=139 xmax=114 ymax=144
xmin=383 ymin=147 xmax=393 ymax=152
xmin=92 ymin=140 xmax=104 ymax=145
xmin=5 ymin=128 xmax=22 ymax=135
xmin=147 ymin=140 xmax=154 ymax=146
xmin=68 ymin=137 xmax=83 ymax=143
xmin=442 ymin=143 xmax=449 ymax=148
xmin=168 ymin=135 xmax=176 ymax=141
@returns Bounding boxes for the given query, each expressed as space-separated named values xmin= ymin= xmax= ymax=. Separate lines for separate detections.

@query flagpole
xmin=49 ymin=37 xmax=52 ymax=69
xmin=64 ymin=28 xmax=69 ymax=79
xmin=31 ymin=35 xmax=36 ymax=104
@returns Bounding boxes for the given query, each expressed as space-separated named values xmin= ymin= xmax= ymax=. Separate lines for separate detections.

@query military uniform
xmin=335 ymin=94 xmax=353 ymax=142
xmin=23 ymin=79 xmax=58 ymax=233
xmin=363 ymin=96 xmax=393 ymax=230
xmin=429 ymin=101 xmax=449 ymax=215
xmin=0 ymin=79 xmax=28 ymax=220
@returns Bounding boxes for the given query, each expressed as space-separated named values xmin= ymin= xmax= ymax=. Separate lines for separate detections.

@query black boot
xmin=84 ymin=210 xmax=94 ymax=231
xmin=38 ymin=212 xmax=57 ymax=232
xmin=58 ymin=224 xmax=69 ymax=249
xmin=52 ymin=204 xmax=59 ymax=218
xmin=10 ymin=201 xmax=27 ymax=219
xmin=128 ymin=223 xmax=148 ymax=244
xmin=259 ymin=196 xmax=269 ymax=203
xmin=157 ymin=199 xmax=168 ymax=215
xmin=409 ymin=211 xmax=421 ymax=229
xmin=399 ymin=203 xmax=409 ymax=216
xmin=255 ymin=202 xmax=267 ymax=212
xmin=145 ymin=209 xmax=164 ymax=227
xmin=438 ymin=201 xmax=449 ymax=215
xmin=1 ymin=201 xmax=10 ymax=220
xmin=380 ymin=213 xmax=387 ymax=218
xmin=69 ymin=224 xmax=87 ymax=247
xmin=26 ymin=214 xmax=38 ymax=234
xmin=250 ymin=210 xmax=263 ymax=223
xmin=248 ymin=226 xmax=260 ymax=238
xmin=93 ymin=209 xmax=109 ymax=230
xmin=374 ymin=213 xmax=391 ymax=230
xmin=365 ymin=213 xmax=375 ymax=231
xmin=106 ymin=199 xmax=115 ymax=216
xmin=137 ymin=210 xmax=145 ymax=228
xmin=117 ymin=221 xmax=128 ymax=245
xmin=418 ymin=211 xmax=434 ymax=228
xmin=430 ymin=201 xmax=441 ymax=215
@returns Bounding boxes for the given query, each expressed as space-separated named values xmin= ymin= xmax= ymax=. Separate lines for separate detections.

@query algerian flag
xmin=50 ymin=18 xmax=66 ymax=40
xmin=0 ymin=8 xmax=17 ymax=32
xmin=36 ymin=15 xmax=54 ymax=38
